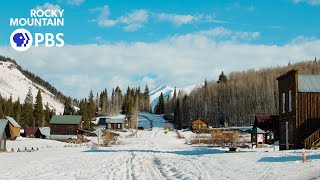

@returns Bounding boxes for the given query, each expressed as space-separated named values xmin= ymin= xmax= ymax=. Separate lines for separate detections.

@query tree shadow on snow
xmin=83 ymin=148 xmax=224 ymax=156
xmin=258 ymin=154 xmax=320 ymax=162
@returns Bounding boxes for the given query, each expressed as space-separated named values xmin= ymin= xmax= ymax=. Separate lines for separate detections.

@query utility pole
xmin=286 ymin=122 xmax=289 ymax=150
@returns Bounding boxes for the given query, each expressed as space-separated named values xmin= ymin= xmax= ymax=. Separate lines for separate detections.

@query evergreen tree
xmin=13 ymin=98 xmax=21 ymax=122
xmin=44 ymin=103 xmax=52 ymax=126
xmin=22 ymin=89 xmax=34 ymax=127
xmin=155 ymin=93 xmax=165 ymax=114
xmin=217 ymin=71 xmax=228 ymax=83
xmin=34 ymin=90 xmax=44 ymax=127
xmin=5 ymin=96 xmax=14 ymax=117
xmin=174 ymin=98 xmax=181 ymax=128
xmin=0 ymin=100 xmax=3 ymax=118
xmin=143 ymin=85 xmax=151 ymax=112
xmin=82 ymin=99 xmax=90 ymax=130
xmin=25 ymin=89 xmax=33 ymax=104
xmin=63 ymin=97 xmax=74 ymax=115
xmin=88 ymin=90 xmax=96 ymax=118
xmin=99 ymin=89 xmax=109 ymax=115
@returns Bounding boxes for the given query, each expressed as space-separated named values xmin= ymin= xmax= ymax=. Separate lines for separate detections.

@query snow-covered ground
xmin=0 ymin=61 xmax=64 ymax=114
xmin=1 ymin=114 xmax=320 ymax=179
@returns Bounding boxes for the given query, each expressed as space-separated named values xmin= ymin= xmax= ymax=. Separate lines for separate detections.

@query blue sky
xmin=1 ymin=0 xmax=319 ymax=45
xmin=0 ymin=0 xmax=320 ymax=98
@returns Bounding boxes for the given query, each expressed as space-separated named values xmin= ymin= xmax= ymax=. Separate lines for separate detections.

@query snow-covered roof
xmin=247 ymin=127 xmax=266 ymax=134
xmin=39 ymin=127 xmax=50 ymax=137
xmin=5 ymin=116 xmax=21 ymax=128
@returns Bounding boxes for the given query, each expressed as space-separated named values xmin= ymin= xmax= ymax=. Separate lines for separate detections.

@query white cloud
xmin=58 ymin=0 xmax=85 ymax=6
xmin=119 ymin=9 xmax=149 ymax=32
xmin=157 ymin=13 xmax=200 ymax=26
xmin=36 ymin=3 xmax=61 ymax=11
xmin=67 ymin=0 xmax=85 ymax=6
xmin=183 ymin=27 xmax=260 ymax=42
xmin=292 ymin=0 xmax=320 ymax=5
xmin=156 ymin=13 xmax=225 ymax=26
xmin=1 ymin=28 xmax=319 ymax=98
xmin=90 ymin=6 xmax=148 ymax=31
xmin=91 ymin=5 xmax=226 ymax=31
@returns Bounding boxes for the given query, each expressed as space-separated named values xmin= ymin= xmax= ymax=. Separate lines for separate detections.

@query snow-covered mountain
xmin=150 ymin=83 xmax=203 ymax=110
xmin=0 ymin=61 xmax=64 ymax=114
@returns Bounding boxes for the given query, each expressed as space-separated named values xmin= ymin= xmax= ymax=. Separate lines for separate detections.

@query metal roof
xmin=5 ymin=116 xmax=21 ymax=128
xmin=105 ymin=118 xmax=125 ymax=124
xmin=24 ymin=127 xmax=39 ymax=134
xmin=247 ymin=127 xmax=266 ymax=134
xmin=0 ymin=119 xmax=8 ymax=137
xmin=50 ymin=115 xmax=82 ymax=125
xmin=39 ymin=127 xmax=50 ymax=137
xmin=298 ymin=75 xmax=320 ymax=93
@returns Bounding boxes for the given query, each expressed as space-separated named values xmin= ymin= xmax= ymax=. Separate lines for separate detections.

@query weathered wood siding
xmin=8 ymin=123 xmax=20 ymax=140
xmin=278 ymin=69 xmax=320 ymax=149
xmin=50 ymin=124 xmax=81 ymax=135
xmin=277 ymin=69 xmax=299 ymax=150
xmin=297 ymin=93 xmax=320 ymax=140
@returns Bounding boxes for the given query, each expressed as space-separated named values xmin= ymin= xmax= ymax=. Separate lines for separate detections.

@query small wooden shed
xmin=253 ymin=115 xmax=279 ymax=144
xmin=105 ymin=118 xmax=125 ymax=130
xmin=0 ymin=119 xmax=8 ymax=152
xmin=37 ymin=127 xmax=51 ymax=139
xmin=5 ymin=116 xmax=21 ymax=140
xmin=248 ymin=127 xmax=266 ymax=147
xmin=192 ymin=119 xmax=209 ymax=133
xmin=24 ymin=127 xmax=39 ymax=138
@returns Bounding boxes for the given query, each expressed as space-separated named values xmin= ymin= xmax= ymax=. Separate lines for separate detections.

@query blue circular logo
xmin=10 ymin=28 xmax=33 ymax=51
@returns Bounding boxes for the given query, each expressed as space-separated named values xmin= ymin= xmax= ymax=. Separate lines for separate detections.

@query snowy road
xmin=1 ymin=127 xmax=320 ymax=180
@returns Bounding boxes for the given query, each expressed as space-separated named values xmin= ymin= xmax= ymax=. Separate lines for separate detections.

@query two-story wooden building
xmin=277 ymin=69 xmax=320 ymax=150
xmin=49 ymin=115 xmax=82 ymax=140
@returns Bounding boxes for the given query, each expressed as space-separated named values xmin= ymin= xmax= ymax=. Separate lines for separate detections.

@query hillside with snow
xmin=150 ymin=83 xmax=203 ymax=110
xmin=0 ymin=61 xmax=64 ymax=114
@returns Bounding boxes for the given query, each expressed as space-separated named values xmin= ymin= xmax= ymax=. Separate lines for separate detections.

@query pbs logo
xmin=10 ymin=28 xmax=33 ymax=51
xmin=10 ymin=28 xmax=64 ymax=51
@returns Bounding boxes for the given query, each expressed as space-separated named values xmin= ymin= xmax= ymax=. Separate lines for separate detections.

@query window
xmin=68 ymin=125 xmax=73 ymax=129
xmin=282 ymin=93 xmax=285 ymax=113
xmin=288 ymin=90 xmax=292 ymax=112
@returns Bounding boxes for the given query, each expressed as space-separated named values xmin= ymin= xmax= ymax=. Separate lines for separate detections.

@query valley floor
xmin=1 ymin=127 xmax=320 ymax=180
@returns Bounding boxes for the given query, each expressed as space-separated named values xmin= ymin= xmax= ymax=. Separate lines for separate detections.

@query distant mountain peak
xmin=149 ymin=83 xmax=203 ymax=111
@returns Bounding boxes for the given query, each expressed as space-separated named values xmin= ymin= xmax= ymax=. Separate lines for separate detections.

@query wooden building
xmin=253 ymin=115 xmax=279 ymax=144
xmin=105 ymin=118 xmax=125 ymax=130
xmin=38 ymin=127 xmax=50 ymax=139
xmin=0 ymin=119 xmax=8 ymax=152
xmin=277 ymin=69 xmax=320 ymax=150
xmin=192 ymin=119 xmax=209 ymax=133
xmin=93 ymin=117 xmax=126 ymax=130
xmin=49 ymin=115 xmax=82 ymax=140
xmin=24 ymin=127 xmax=39 ymax=138
xmin=248 ymin=127 xmax=266 ymax=147
xmin=4 ymin=116 xmax=21 ymax=140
